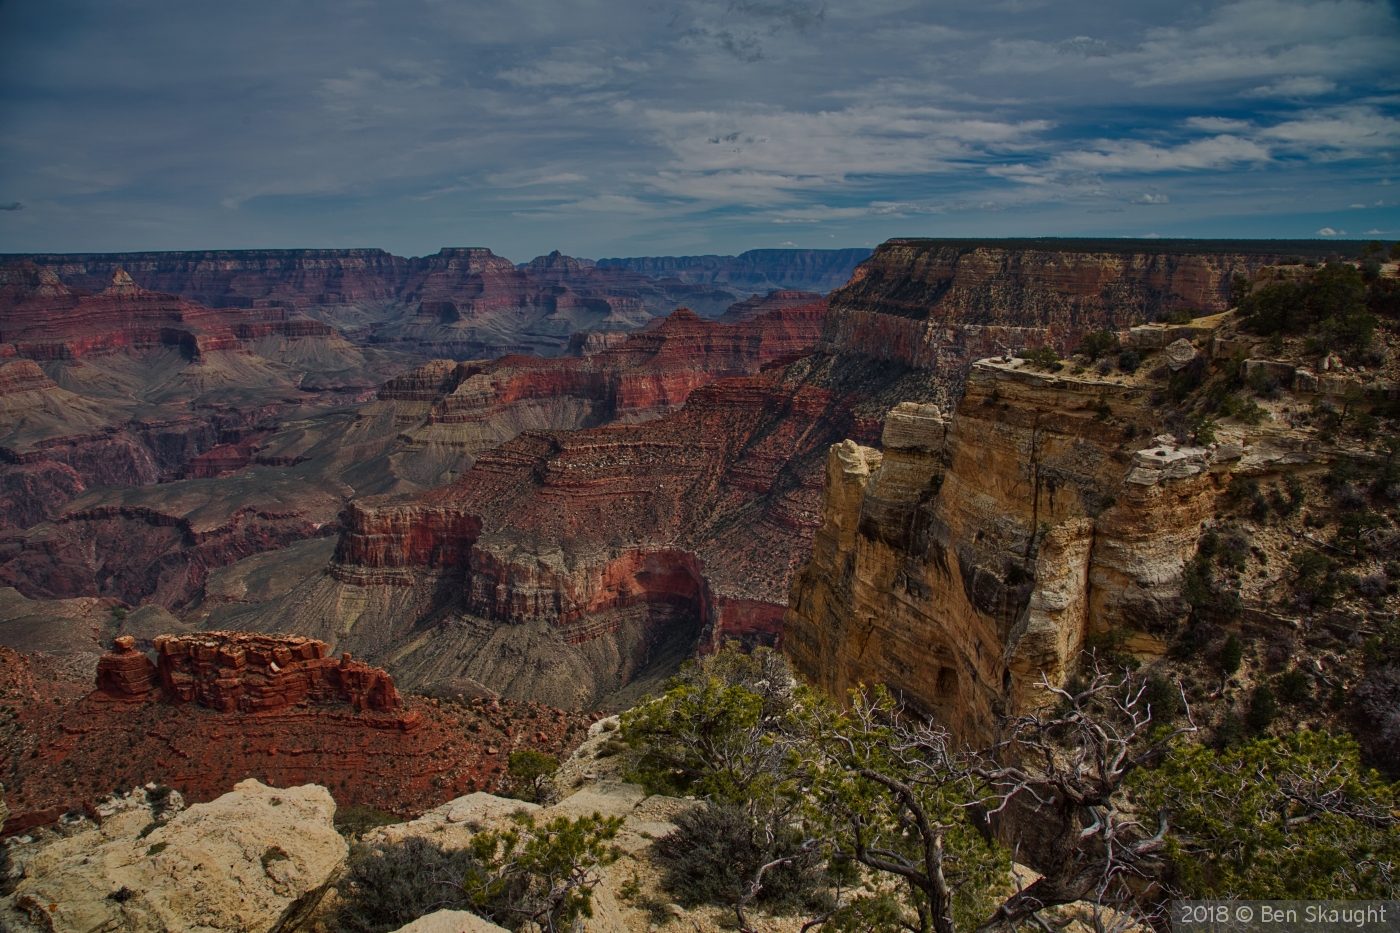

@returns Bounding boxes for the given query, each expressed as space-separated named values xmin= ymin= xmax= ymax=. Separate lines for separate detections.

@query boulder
xmin=1 ymin=779 xmax=346 ymax=933
xmin=389 ymin=910 xmax=509 ymax=933
xmin=1162 ymin=338 xmax=1198 ymax=372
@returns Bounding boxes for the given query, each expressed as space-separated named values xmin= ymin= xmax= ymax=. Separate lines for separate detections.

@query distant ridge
xmin=596 ymin=247 xmax=874 ymax=293
xmin=877 ymin=237 xmax=1367 ymax=257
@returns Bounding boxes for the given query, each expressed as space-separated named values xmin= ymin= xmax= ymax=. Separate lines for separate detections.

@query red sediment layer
xmin=144 ymin=632 xmax=404 ymax=714
xmin=0 ymin=635 xmax=591 ymax=835
xmin=333 ymin=351 xmax=879 ymax=653
xmin=377 ymin=303 xmax=827 ymax=432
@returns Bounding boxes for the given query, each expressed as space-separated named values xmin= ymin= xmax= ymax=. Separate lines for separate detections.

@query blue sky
xmin=1 ymin=0 xmax=1398 ymax=260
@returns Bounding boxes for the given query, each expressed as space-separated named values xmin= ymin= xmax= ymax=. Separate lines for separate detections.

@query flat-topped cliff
xmin=821 ymin=238 xmax=1343 ymax=406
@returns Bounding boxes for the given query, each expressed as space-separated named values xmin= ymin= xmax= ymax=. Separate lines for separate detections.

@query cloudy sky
xmin=1 ymin=0 xmax=1398 ymax=260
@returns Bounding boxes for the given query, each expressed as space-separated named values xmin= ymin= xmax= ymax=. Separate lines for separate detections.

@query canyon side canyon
xmin=5 ymin=236 xmax=1390 ymax=835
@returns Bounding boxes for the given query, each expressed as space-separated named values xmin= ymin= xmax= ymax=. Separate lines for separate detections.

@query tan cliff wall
xmin=783 ymin=359 xmax=1232 ymax=739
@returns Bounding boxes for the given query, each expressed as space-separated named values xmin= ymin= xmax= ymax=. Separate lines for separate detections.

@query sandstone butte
xmin=0 ymin=634 xmax=591 ymax=836
xmin=307 ymin=239 xmax=1318 ymax=711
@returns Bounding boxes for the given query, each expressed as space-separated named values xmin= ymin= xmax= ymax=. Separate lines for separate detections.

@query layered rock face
xmin=718 ymin=289 xmax=824 ymax=324
xmin=93 ymin=635 xmax=158 ymax=699
xmin=150 ymin=632 xmax=404 ymax=713
xmin=4 ymin=248 xmax=758 ymax=358
xmin=251 ymin=351 xmax=937 ymax=707
xmin=0 ymin=267 xmax=416 ymax=533
xmin=784 ymin=359 xmax=1228 ymax=740
xmin=0 ymin=265 xmax=343 ymax=361
xmin=3 ymin=637 xmax=591 ymax=834
xmin=820 ymin=238 xmax=1327 ymax=406
xmin=387 ymin=304 xmax=827 ymax=456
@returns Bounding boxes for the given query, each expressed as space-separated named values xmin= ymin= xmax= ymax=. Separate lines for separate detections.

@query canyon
xmin=3 ymin=247 xmax=867 ymax=358
xmin=1 ymin=236 xmax=1385 ymax=835
xmin=279 ymin=239 xmax=1330 ymax=712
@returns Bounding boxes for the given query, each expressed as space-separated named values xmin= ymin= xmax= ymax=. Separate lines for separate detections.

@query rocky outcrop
xmin=3 ymin=646 xmax=590 ymax=834
xmin=391 ymin=912 xmax=511 ymax=933
xmin=783 ymin=356 xmax=1232 ymax=739
xmin=820 ymin=238 xmax=1327 ymax=406
xmin=94 ymin=635 xmax=158 ymax=700
xmin=152 ymin=632 xmax=405 ymax=713
xmin=1 ymin=779 xmax=346 ymax=933
xmin=718 ymin=290 xmax=823 ymax=324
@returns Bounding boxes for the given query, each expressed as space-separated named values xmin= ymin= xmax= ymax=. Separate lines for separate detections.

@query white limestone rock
xmin=1 ymin=779 xmax=345 ymax=933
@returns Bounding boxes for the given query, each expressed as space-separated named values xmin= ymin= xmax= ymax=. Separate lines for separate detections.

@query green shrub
xmin=1077 ymin=330 xmax=1120 ymax=361
xmin=507 ymin=750 xmax=559 ymax=803
xmin=1018 ymin=345 xmax=1062 ymax=370
xmin=1117 ymin=349 xmax=1141 ymax=373
xmin=1275 ymin=670 xmax=1312 ymax=704
xmin=331 ymin=836 xmax=495 ymax=933
xmin=1141 ymin=675 xmax=1182 ymax=724
xmin=1219 ymin=635 xmax=1243 ymax=677
xmin=1291 ymin=550 xmax=1338 ymax=609
xmin=334 ymin=806 xmax=403 ymax=839
xmin=652 ymin=804 xmax=831 ymax=915
xmin=1245 ymin=682 xmax=1278 ymax=733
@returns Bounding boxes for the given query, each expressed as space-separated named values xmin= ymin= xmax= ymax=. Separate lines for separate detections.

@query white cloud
xmin=1317 ymin=226 xmax=1347 ymax=235
xmin=1056 ymin=36 xmax=1128 ymax=58
xmin=498 ymin=60 xmax=615 ymax=89
xmin=1258 ymin=106 xmax=1400 ymax=158
xmin=636 ymin=104 xmax=1054 ymax=202
xmin=1053 ymin=135 xmax=1272 ymax=174
xmin=1137 ymin=193 xmax=1170 ymax=203
xmin=1130 ymin=0 xmax=1397 ymax=87
xmin=1185 ymin=117 xmax=1253 ymax=133
xmin=1241 ymin=76 xmax=1338 ymax=97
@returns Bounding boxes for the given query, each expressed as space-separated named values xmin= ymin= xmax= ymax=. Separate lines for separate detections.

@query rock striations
xmin=2 ymin=636 xmax=590 ymax=835
xmin=783 ymin=352 xmax=1232 ymax=740
xmin=820 ymin=238 xmax=1326 ymax=406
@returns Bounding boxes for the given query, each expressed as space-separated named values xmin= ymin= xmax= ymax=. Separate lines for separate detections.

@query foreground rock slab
xmin=2 ymin=779 xmax=346 ymax=933
xmin=390 ymin=910 xmax=511 ymax=933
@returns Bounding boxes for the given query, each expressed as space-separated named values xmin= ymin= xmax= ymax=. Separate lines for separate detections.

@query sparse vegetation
xmin=506 ymin=749 xmax=560 ymax=803
xmin=1017 ymin=345 xmax=1062 ymax=371
xmin=331 ymin=813 xmax=622 ymax=933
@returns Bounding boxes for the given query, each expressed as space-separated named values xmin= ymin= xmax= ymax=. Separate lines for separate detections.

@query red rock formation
xmin=94 ymin=635 xmax=158 ymax=700
xmin=384 ymin=305 xmax=827 ymax=450
xmin=3 ymin=249 xmax=750 ymax=358
xmin=718 ymin=290 xmax=823 ymax=324
xmin=2 ymin=640 xmax=591 ymax=835
xmin=325 ymin=350 xmax=915 ymax=701
xmin=153 ymin=632 xmax=405 ymax=714
xmin=0 ymin=268 xmax=340 ymax=362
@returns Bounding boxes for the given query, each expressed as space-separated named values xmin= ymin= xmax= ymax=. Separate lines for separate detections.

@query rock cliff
xmin=235 ymin=350 xmax=942 ymax=707
xmin=820 ymin=238 xmax=1333 ymax=406
xmin=782 ymin=354 xmax=1233 ymax=737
